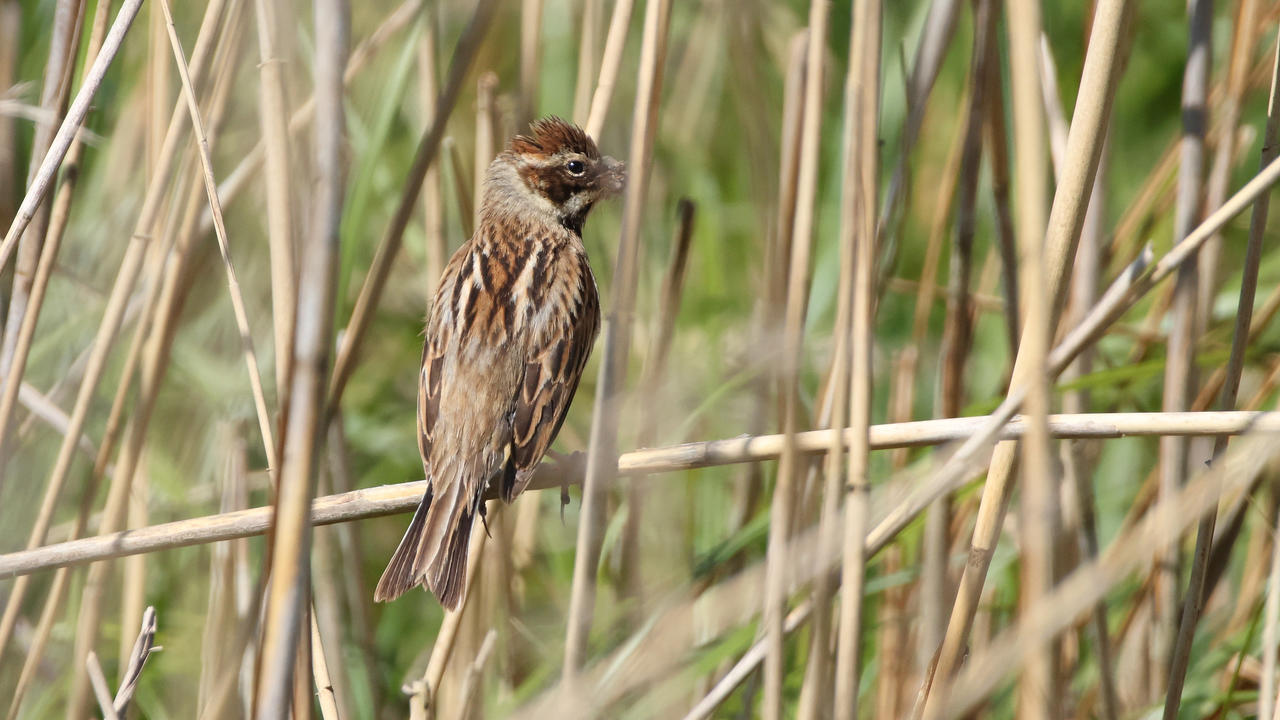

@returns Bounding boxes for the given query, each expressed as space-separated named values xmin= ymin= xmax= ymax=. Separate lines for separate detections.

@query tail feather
xmin=428 ymin=507 xmax=476 ymax=610
xmin=374 ymin=487 xmax=434 ymax=602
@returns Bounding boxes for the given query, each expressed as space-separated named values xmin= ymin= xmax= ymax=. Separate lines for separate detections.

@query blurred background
xmin=2 ymin=0 xmax=1280 ymax=717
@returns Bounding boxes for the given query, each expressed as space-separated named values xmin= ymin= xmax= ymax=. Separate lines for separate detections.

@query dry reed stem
xmin=0 ymin=0 xmax=227 ymax=671
xmin=454 ymin=629 xmax=497 ymax=720
xmin=1002 ymin=0 xmax=1057 ymax=716
xmin=311 ymin=611 xmax=341 ymax=719
xmin=763 ymin=0 xmax=827 ymax=712
xmin=6 ymin=412 xmax=1279 ymax=579
xmin=0 ymin=0 xmax=143 ymax=271
xmin=833 ymin=0 xmax=880 ymax=715
xmin=446 ymin=138 xmax=475 ymax=239
xmin=1040 ymin=31 xmax=1121 ymax=720
xmin=325 ymin=0 xmax=499 ymax=411
xmin=922 ymin=4 xmax=1129 ymax=709
xmin=583 ymin=0 xmax=636 ymax=139
xmin=562 ymin=0 xmax=671 ymax=679
xmin=1157 ymin=1 xmax=1212 ymax=702
xmin=85 ymin=652 xmax=119 ymax=720
xmin=253 ymin=0 xmax=346 ymax=713
xmin=253 ymin=0 xmax=299 ymax=405
xmin=800 ymin=66 xmax=856 ymax=718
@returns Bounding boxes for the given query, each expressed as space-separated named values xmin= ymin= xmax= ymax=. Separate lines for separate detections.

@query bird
xmin=375 ymin=117 xmax=625 ymax=609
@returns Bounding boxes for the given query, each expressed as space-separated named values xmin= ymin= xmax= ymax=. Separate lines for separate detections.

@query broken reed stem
xmin=326 ymin=0 xmax=499 ymax=411
xmin=563 ymin=0 xmax=672 ymax=679
xmin=6 ymin=411 xmax=1280 ymax=580
xmin=253 ymin=0 xmax=346 ymax=714
xmin=833 ymin=0 xmax=880 ymax=715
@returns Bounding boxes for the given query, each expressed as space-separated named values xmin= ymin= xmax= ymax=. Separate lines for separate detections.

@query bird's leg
xmin=545 ymin=449 xmax=582 ymax=523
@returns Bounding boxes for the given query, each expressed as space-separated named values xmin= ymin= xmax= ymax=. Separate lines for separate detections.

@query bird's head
xmin=486 ymin=117 xmax=626 ymax=235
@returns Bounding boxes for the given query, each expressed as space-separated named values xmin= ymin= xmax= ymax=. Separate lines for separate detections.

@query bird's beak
xmin=600 ymin=155 xmax=626 ymax=196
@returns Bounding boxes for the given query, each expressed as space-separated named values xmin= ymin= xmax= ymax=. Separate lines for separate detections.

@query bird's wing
xmin=417 ymin=244 xmax=470 ymax=472
xmin=504 ymin=262 xmax=600 ymax=501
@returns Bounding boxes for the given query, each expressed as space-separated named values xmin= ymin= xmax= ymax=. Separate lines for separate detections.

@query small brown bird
xmin=375 ymin=117 xmax=625 ymax=608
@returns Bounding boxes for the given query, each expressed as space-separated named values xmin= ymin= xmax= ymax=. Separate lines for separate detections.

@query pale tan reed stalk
xmin=833 ymin=0 xmax=880 ymax=715
xmin=1002 ymin=0 xmax=1057 ymax=717
xmin=253 ymin=0 xmax=347 ymax=713
xmin=562 ymin=0 xmax=672 ymax=680
xmin=763 ymin=0 xmax=827 ymax=714
xmin=583 ymin=0 xmax=636 ymax=139
xmin=253 ymin=0 xmax=299 ymax=405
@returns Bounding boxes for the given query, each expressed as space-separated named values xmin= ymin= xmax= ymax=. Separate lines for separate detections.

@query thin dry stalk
xmin=763 ymin=0 xmax=828 ymax=713
xmin=1041 ymin=32 xmax=1120 ymax=720
xmin=833 ymin=0 xmax=880 ymax=715
xmin=1197 ymin=0 xmax=1259 ymax=326
xmin=1166 ymin=10 xmax=1280 ymax=716
xmin=253 ymin=0 xmax=347 ymax=713
xmin=1156 ymin=0 xmax=1212 ymax=700
xmin=326 ymin=0 xmax=500 ymax=411
xmin=446 ymin=138 xmax=475 ymax=239
xmin=921 ymin=3 xmax=1129 ymax=711
xmin=584 ymin=0 xmax=637 ymax=139
xmin=0 ymin=2 xmax=17 ymax=231
xmin=562 ymin=0 xmax=672 ymax=680
xmin=85 ymin=652 xmax=119 ymax=720
xmin=0 ymin=0 xmax=143 ymax=270
xmin=454 ymin=630 xmax=497 ymax=720
xmin=1002 ymin=0 xmax=1058 ymax=717
xmin=253 ymin=0 xmax=299 ymax=403
xmin=311 ymin=612 xmax=342 ymax=719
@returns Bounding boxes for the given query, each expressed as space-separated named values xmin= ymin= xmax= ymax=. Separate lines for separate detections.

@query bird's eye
xmin=566 ymin=159 xmax=586 ymax=176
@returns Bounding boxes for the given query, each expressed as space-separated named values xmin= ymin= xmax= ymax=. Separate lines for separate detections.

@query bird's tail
xmin=373 ymin=480 xmax=476 ymax=610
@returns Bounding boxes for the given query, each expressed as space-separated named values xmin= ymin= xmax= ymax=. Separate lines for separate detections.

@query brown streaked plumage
xmin=375 ymin=117 xmax=625 ymax=609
